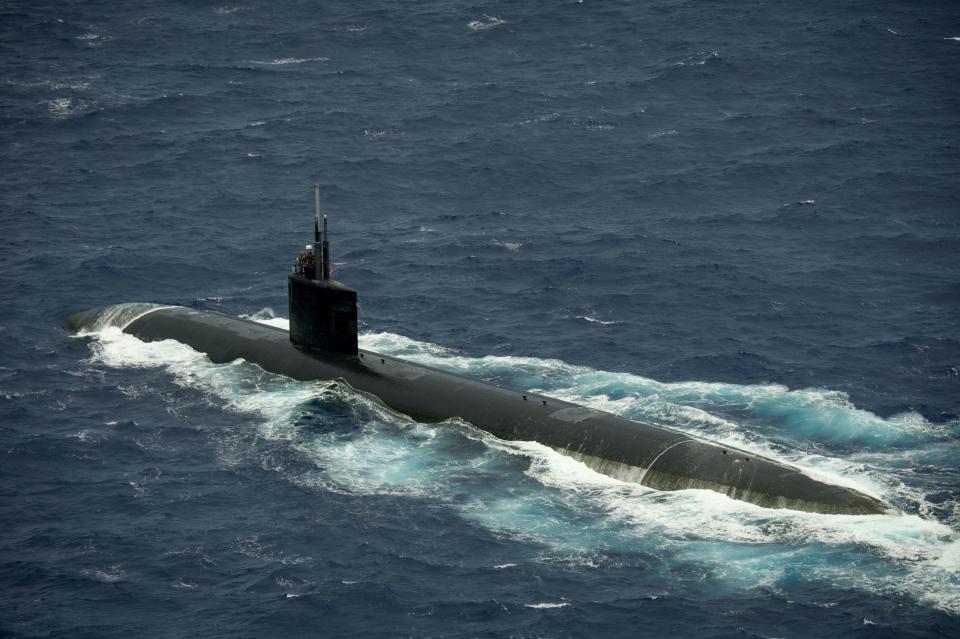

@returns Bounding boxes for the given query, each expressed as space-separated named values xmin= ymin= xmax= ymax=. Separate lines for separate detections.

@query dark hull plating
xmin=66 ymin=305 xmax=890 ymax=515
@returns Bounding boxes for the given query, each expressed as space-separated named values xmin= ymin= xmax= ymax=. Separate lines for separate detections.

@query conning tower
xmin=287 ymin=185 xmax=358 ymax=355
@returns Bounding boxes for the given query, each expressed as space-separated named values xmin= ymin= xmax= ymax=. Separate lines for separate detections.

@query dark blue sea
xmin=2 ymin=1 xmax=959 ymax=637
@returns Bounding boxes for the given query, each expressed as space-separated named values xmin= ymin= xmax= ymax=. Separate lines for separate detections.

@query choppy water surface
xmin=2 ymin=1 xmax=959 ymax=637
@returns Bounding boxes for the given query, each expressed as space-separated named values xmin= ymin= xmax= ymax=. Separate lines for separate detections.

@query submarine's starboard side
xmin=65 ymin=304 xmax=891 ymax=516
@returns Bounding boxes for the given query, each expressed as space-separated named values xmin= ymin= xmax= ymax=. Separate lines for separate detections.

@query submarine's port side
xmin=64 ymin=303 xmax=891 ymax=516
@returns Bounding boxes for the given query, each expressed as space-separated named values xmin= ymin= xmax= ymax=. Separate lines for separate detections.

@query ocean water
xmin=2 ymin=1 xmax=959 ymax=637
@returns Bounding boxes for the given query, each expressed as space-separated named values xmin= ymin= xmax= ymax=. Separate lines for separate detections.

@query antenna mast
xmin=322 ymin=214 xmax=330 ymax=280
xmin=313 ymin=184 xmax=322 ymax=281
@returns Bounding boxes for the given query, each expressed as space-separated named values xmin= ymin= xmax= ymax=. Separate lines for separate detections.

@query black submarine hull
xmin=65 ymin=304 xmax=890 ymax=516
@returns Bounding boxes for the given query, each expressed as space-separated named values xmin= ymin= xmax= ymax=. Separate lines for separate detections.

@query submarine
xmin=65 ymin=187 xmax=891 ymax=516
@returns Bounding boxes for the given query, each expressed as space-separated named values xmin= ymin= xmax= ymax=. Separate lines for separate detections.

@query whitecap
xmin=468 ymin=15 xmax=506 ymax=31
xmin=243 ymin=308 xmax=288 ymax=330
xmin=363 ymin=127 xmax=402 ymax=138
xmin=492 ymin=239 xmax=522 ymax=251
xmin=75 ymin=32 xmax=108 ymax=47
xmin=47 ymin=97 xmax=79 ymax=119
xmin=509 ymin=112 xmax=560 ymax=127
xmin=252 ymin=315 xmax=290 ymax=331
xmin=47 ymin=79 xmax=91 ymax=91
xmin=232 ymin=535 xmax=312 ymax=566
xmin=247 ymin=57 xmax=329 ymax=66
xmin=242 ymin=307 xmax=276 ymax=321
xmin=576 ymin=315 xmax=618 ymax=325
xmin=72 ymin=429 xmax=102 ymax=443
xmin=82 ymin=565 xmax=125 ymax=583
xmin=524 ymin=602 xmax=569 ymax=609
xmin=674 ymin=50 xmax=719 ymax=66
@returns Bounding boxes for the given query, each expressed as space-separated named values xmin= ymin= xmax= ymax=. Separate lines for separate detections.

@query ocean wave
xmin=81 ymin=564 xmax=125 ymax=583
xmin=467 ymin=15 xmax=505 ymax=32
xmin=575 ymin=315 xmax=619 ymax=325
xmin=492 ymin=239 xmax=522 ymax=252
xmin=649 ymin=129 xmax=677 ymax=139
xmin=46 ymin=97 xmax=90 ymax=119
xmin=507 ymin=112 xmax=561 ymax=127
xmin=672 ymin=50 xmax=720 ymax=67
xmin=363 ymin=127 xmax=403 ymax=138
xmin=245 ymin=57 xmax=329 ymax=66
xmin=74 ymin=31 xmax=109 ymax=48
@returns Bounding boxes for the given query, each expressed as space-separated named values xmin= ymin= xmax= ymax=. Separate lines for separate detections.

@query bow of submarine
xmin=66 ymin=304 xmax=891 ymax=516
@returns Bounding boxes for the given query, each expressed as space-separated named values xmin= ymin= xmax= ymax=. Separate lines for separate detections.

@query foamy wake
xmin=81 ymin=313 xmax=960 ymax=615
